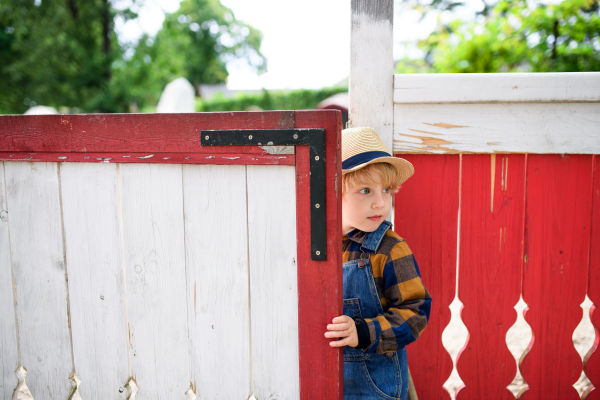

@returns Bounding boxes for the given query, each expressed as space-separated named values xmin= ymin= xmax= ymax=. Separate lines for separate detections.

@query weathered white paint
xmin=350 ymin=0 xmax=394 ymax=150
xmin=394 ymin=72 xmax=600 ymax=104
xmin=5 ymin=162 xmax=72 ymax=398
xmin=0 ymin=162 xmax=19 ymax=400
xmin=183 ymin=164 xmax=251 ymax=399
xmin=119 ymin=164 xmax=191 ymax=397
xmin=1 ymin=161 xmax=304 ymax=398
xmin=11 ymin=366 xmax=33 ymax=400
xmin=60 ymin=163 xmax=129 ymax=399
xmin=394 ymin=102 xmax=600 ymax=154
xmin=247 ymin=165 xmax=299 ymax=400
xmin=260 ymin=145 xmax=294 ymax=155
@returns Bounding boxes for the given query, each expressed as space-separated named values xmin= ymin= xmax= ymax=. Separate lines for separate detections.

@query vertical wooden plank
xmin=395 ymin=154 xmax=458 ymax=399
xmin=0 ymin=162 xmax=19 ymax=399
xmin=350 ymin=0 xmax=394 ymax=149
xmin=585 ymin=154 xmax=600 ymax=400
xmin=456 ymin=155 xmax=525 ymax=399
xmin=294 ymin=110 xmax=343 ymax=399
xmin=183 ymin=164 xmax=251 ymax=399
xmin=120 ymin=164 xmax=191 ymax=397
xmin=4 ymin=162 xmax=72 ymax=398
xmin=521 ymin=154 xmax=593 ymax=399
xmin=247 ymin=165 xmax=299 ymax=400
xmin=60 ymin=163 xmax=129 ymax=398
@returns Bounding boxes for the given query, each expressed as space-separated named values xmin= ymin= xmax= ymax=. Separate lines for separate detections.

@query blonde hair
xmin=342 ymin=162 xmax=402 ymax=195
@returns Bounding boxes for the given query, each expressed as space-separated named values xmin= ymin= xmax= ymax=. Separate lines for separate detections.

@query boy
xmin=324 ymin=127 xmax=431 ymax=400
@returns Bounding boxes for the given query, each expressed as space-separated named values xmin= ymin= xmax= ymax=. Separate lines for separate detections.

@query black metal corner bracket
xmin=201 ymin=129 xmax=326 ymax=261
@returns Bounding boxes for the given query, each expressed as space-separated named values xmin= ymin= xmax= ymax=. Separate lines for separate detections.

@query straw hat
xmin=342 ymin=127 xmax=414 ymax=185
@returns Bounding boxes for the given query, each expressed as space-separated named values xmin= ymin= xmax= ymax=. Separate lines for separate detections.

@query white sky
xmin=114 ymin=0 xmax=484 ymax=90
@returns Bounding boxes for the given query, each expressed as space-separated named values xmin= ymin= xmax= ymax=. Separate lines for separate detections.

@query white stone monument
xmin=156 ymin=77 xmax=196 ymax=113
xmin=24 ymin=106 xmax=58 ymax=115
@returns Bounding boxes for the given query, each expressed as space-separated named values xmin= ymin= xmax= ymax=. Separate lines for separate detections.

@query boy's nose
xmin=372 ymin=193 xmax=385 ymax=208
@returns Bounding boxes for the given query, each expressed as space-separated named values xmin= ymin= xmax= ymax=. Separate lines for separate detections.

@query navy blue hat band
xmin=342 ymin=151 xmax=392 ymax=170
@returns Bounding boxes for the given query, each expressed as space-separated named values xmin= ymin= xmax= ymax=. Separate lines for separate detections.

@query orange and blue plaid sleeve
xmin=363 ymin=236 xmax=432 ymax=354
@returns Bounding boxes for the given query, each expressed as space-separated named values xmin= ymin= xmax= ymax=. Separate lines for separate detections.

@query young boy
xmin=325 ymin=127 xmax=431 ymax=400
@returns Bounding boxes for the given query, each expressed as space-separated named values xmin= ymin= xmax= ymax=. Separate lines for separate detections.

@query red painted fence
xmin=396 ymin=154 xmax=599 ymax=400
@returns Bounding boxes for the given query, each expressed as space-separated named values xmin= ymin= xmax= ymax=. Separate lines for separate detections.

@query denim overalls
xmin=343 ymin=221 xmax=408 ymax=400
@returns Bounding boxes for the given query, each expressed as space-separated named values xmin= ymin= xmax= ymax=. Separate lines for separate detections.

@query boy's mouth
xmin=368 ymin=215 xmax=382 ymax=221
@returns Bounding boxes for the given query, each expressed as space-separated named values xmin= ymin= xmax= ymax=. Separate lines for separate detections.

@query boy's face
xmin=341 ymin=170 xmax=392 ymax=234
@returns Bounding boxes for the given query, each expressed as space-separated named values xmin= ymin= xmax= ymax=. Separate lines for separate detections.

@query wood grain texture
xmin=247 ymin=165 xmax=299 ymax=400
xmin=395 ymin=154 xmax=458 ymax=400
xmin=183 ymin=164 xmax=251 ymax=399
xmin=4 ymin=161 xmax=72 ymax=398
xmin=456 ymin=155 xmax=525 ymax=400
xmin=59 ymin=162 xmax=129 ymax=399
xmin=393 ymin=103 xmax=600 ymax=154
xmin=0 ymin=152 xmax=294 ymax=166
xmin=119 ymin=163 xmax=191 ymax=397
xmin=394 ymin=72 xmax=600 ymax=103
xmin=585 ymin=154 xmax=600 ymax=400
xmin=0 ymin=162 xmax=19 ymax=400
xmin=0 ymin=111 xmax=294 ymax=153
xmin=350 ymin=0 xmax=394 ymax=149
xmin=520 ymin=155 xmax=593 ymax=399
xmin=294 ymin=110 xmax=343 ymax=400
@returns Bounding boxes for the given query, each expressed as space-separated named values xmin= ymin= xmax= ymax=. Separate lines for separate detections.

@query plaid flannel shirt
xmin=343 ymin=227 xmax=431 ymax=354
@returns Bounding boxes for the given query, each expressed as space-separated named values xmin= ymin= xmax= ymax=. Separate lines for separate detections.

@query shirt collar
xmin=344 ymin=221 xmax=392 ymax=251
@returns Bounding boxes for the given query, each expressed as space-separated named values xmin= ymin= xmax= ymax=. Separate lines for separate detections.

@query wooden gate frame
xmin=0 ymin=109 xmax=343 ymax=399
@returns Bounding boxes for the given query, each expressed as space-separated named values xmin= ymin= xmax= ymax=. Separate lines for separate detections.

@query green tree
xmin=120 ymin=0 xmax=265 ymax=109
xmin=0 ymin=0 xmax=138 ymax=113
xmin=396 ymin=0 xmax=600 ymax=73
xmin=0 ymin=0 xmax=264 ymax=114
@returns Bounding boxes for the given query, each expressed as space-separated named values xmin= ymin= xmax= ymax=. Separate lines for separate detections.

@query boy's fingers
xmin=332 ymin=315 xmax=351 ymax=324
xmin=329 ymin=337 xmax=350 ymax=347
xmin=327 ymin=322 xmax=350 ymax=331
xmin=324 ymin=329 xmax=350 ymax=338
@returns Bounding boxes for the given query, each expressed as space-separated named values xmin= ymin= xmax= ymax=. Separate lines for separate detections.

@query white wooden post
xmin=349 ymin=0 xmax=394 ymax=152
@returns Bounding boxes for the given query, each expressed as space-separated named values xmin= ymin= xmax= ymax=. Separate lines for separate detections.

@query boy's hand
xmin=324 ymin=315 xmax=359 ymax=348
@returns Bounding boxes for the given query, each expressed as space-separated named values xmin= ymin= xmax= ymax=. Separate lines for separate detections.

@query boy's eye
xmin=359 ymin=188 xmax=370 ymax=194
xmin=383 ymin=188 xmax=391 ymax=194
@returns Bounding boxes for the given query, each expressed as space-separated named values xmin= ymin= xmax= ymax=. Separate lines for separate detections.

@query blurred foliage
xmin=196 ymin=86 xmax=347 ymax=112
xmin=396 ymin=0 xmax=600 ymax=73
xmin=0 ymin=0 xmax=264 ymax=114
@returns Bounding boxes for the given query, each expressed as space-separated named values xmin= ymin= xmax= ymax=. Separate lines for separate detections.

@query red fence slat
xmin=521 ymin=155 xmax=594 ymax=399
xmin=586 ymin=154 xmax=600 ymax=400
xmin=456 ymin=155 xmax=525 ymax=399
xmin=0 ymin=111 xmax=295 ymax=154
xmin=294 ymin=110 xmax=343 ymax=400
xmin=395 ymin=154 xmax=459 ymax=400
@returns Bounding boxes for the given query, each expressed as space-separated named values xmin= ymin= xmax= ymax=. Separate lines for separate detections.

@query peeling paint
xmin=205 ymin=156 xmax=215 ymax=159
xmin=423 ymin=122 xmax=467 ymax=129
xmin=221 ymin=157 xmax=240 ymax=160
xmin=402 ymin=131 xmax=454 ymax=146
xmin=58 ymin=156 xmax=67 ymax=160
xmin=136 ymin=154 xmax=154 ymax=159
